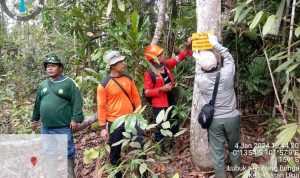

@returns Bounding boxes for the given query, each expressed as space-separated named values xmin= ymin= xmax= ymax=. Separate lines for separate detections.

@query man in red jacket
xmin=143 ymin=38 xmax=193 ymax=153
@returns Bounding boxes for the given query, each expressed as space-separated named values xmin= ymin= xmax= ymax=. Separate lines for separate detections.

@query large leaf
xmin=112 ymin=139 xmax=125 ymax=147
xmin=233 ymin=3 xmax=247 ymax=23
xmin=275 ymin=123 xmax=299 ymax=147
xmin=110 ymin=115 xmax=126 ymax=133
xmin=286 ymin=63 xmax=299 ymax=74
xmin=131 ymin=11 xmax=139 ymax=33
xmin=174 ymin=129 xmax=186 ymax=137
xmin=237 ymin=7 xmax=252 ymax=23
xmin=274 ymin=60 xmax=292 ymax=73
xmin=106 ymin=0 xmax=113 ymax=16
xmin=156 ymin=110 xmax=165 ymax=124
xmin=249 ymin=11 xmax=265 ymax=31
xmin=262 ymin=15 xmax=276 ymax=37
xmin=139 ymin=163 xmax=147 ymax=175
xmin=268 ymin=51 xmax=287 ymax=61
xmin=164 ymin=106 xmax=173 ymax=122
xmin=116 ymin=0 xmax=125 ymax=11
xmin=161 ymin=121 xmax=171 ymax=129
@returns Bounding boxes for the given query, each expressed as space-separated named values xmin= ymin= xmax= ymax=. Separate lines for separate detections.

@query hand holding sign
xmin=192 ymin=32 xmax=214 ymax=51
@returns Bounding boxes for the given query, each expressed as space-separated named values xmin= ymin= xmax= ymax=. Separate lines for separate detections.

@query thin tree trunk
xmin=190 ymin=0 xmax=221 ymax=170
xmin=166 ymin=0 xmax=177 ymax=57
xmin=151 ymin=0 xmax=166 ymax=45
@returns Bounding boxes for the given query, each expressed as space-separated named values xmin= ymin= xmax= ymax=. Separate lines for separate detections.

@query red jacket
xmin=144 ymin=49 xmax=192 ymax=108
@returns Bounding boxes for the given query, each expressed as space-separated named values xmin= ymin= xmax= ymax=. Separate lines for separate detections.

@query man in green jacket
xmin=31 ymin=56 xmax=84 ymax=178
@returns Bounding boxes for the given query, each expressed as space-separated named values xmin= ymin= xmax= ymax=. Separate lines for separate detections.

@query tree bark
xmin=190 ymin=0 xmax=221 ymax=171
xmin=74 ymin=113 xmax=98 ymax=132
xmin=151 ymin=0 xmax=166 ymax=45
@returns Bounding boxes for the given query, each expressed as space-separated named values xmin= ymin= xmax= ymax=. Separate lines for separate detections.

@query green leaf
xmin=174 ymin=129 xmax=187 ymax=137
xmin=106 ymin=0 xmax=113 ymax=16
xmin=83 ymin=148 xmax=99 ymax=164
xmin=116 ymin=0 xmax=125 ymax=11
xmin=274 ymin=60 xmax=292 ymax=73
xmin=139 ymin=163 xmax=147 ymax=175
xmin=172 ymin=173 xmax=180 ymax=178
xmin=110 ymin=115 xmax=126 ymax=133
xmin=146 ymin=124 xmax=157 ymax=130
xmin=132 ymin=11 xmax=139 ymax=32
xmin=122 ymin=132 xmax=131 ymax=138
xmin=249 ymin=11 xmax=265 ymax=31
xmin=129 ymin=141 xmax=141 ymax=148
xmin=156 ymin=110 xmax=165 ymax=124
xmin=295 ymin=26 xmax=300 ymax=38
xmin=237 ymin=7 xmax=252 ymax=23
xmin=275 ymin=123 xmax=299 ymax=147
xmin=286 ymin=63 xmax=299 ymax=74
xmin=164 ymin=106 xmax=173 ymax=122
xmin=233 ymin=3 xmax=247 ymax=23
xmin=121 ymin=139 xmax=130 ymax=148
xmin=160 ymin=129 xmax=173 ymax=137
xmin=112 ymin=139 xmax=125 ymax=147
xmin=268 ymin=51 xmax=287 ymax=61
xmin=161 ymin=121 xmax=171 ymax=129
xmin=152 ymin=174 xmax=159 ymax=178
xmin=138 ymin=116 xmax=148 ymax=130
xmin=138 ymin=105 xmax=147 ymax=114
xmin=262 ymin=15 xmax=276 ymax=37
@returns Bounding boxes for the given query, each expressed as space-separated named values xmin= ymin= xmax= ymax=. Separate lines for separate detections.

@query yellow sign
xmin=192 ymin=32 xmax=213 ymax=51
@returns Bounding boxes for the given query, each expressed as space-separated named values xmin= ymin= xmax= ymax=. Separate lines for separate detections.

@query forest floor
xmin=74 ymin=116 xmax=270 ymax=178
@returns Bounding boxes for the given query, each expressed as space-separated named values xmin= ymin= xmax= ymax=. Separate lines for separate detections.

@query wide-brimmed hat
xmin=104 ymin=50 xmax=126 ymax=66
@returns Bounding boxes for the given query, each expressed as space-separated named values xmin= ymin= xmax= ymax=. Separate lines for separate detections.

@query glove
xmin=208 ymin=34 xmax=219 ymax=47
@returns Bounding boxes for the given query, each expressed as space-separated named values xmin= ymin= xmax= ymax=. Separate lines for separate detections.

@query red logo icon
xmin=30 ymin=156 xmax=37 ymax=167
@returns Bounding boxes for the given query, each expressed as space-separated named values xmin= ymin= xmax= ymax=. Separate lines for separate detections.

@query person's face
xmin=46 ymin=63 xmax=63 ymax=78
xmin=157 ymin=52 xmax=165 ymax=63
xmin=111 ymin=60 xmax=126 ymax=73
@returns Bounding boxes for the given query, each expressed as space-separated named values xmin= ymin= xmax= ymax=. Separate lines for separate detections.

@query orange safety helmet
xmin=144 ymin=44 xmax=163 ymax=61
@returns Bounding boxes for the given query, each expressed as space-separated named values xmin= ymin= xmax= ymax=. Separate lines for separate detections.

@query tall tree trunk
xmin=166 ymin=0 xmax=177 ymax=57
xmin=190 ymin=0 xmax=221 ymax=170
xmin=151 ymin=0 xmax=166 ymax=45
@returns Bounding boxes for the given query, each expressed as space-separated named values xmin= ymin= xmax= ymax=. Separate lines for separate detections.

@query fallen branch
xmin=75 ymin=113 xmax=98 ymax=132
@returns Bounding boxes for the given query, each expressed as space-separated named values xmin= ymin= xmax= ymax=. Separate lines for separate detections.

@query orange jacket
xmin=97 ymin=75 xmax=141 ymax=127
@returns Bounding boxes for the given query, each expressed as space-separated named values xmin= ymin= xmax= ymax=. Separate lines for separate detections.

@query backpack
xmin=143 ymin=69 xmax=156 ymax=104
xmin=198 ymin=72 xmax=220 ymax=129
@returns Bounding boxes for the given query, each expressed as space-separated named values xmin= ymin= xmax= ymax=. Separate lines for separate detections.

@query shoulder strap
xmin=110 ymin=77 xmax=135 ymax=109
xmin=147 ymin=68 xmax=157 ymax=84
xmin=101 ymin=76 xmax=112 ymax=88
xmin=209 ymin=72 xmax=220 ymax=106
xmin=47 ymin=79 xmax=71 ymax=103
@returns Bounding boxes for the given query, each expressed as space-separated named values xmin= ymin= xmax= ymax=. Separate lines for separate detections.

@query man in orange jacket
xmin=144 ymin=38 xmax=193 ymax=153
xmin=97 ymin=50 xmax=145 ymax=178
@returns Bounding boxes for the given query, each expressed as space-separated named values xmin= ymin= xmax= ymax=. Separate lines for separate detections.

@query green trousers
xmin=208 ymin=115 xmax=241 ymax=178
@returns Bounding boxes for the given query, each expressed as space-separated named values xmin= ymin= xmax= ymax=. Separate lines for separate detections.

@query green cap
xmin=43 ymin=56 xmax=64 ymax=69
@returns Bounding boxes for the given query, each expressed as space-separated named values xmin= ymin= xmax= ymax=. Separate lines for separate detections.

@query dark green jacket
xmin=31 ymin=77 xmax=84 ymax=128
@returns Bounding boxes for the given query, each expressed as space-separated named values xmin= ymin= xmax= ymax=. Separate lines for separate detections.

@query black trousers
xmin=108 ymin=123 xmax=145 ymax=177
xmin=152 ymin=107 xmax=180 ymax=142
